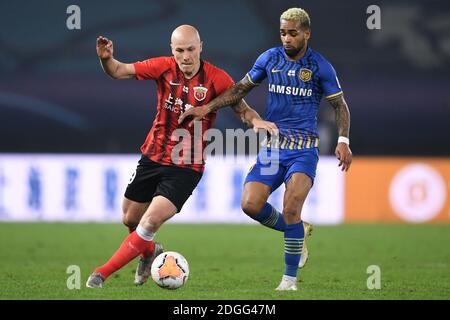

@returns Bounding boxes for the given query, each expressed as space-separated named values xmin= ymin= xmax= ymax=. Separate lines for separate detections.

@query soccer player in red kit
xmin=86 ymin=25 xmax=277 ymax=288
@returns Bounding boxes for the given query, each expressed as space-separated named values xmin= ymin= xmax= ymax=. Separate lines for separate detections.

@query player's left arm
xmin=232 ymin=100 xmax=278 ymax=135
xmin=321 ymin=58 xmax=353 ymax=172
xmin=329 ymin=95 xmax=352 ymax=172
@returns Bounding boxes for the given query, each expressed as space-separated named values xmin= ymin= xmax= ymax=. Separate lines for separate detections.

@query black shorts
xmin=124 ymin=155 xmax=203 ymax=212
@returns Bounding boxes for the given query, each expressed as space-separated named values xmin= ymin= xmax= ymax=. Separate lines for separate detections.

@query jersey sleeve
xmin=213 ymin=70 xmax=235 ymax=95
xmin=246 ymin=50 xmax=271 ymax=85
xmin=133 ymin=57 xmax=170 ymax=80
xmin=319 ymin=59 xmax=343 ymax=100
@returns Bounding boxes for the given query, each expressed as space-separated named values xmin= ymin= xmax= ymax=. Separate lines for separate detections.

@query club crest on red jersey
xmin=193 ymin=86 xmax=208 ymax=102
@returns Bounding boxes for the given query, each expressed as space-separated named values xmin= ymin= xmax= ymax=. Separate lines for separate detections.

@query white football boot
xmin=275 ymin=275 xmax=298 ymax=291
xmin=298 ymin=221 xmax=313 ymax=269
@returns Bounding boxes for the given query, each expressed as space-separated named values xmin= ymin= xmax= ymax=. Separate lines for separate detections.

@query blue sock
xmin=254 ymin=203 xmax=286 ymax=232
xmin=284 ymin=221 xmax=305 ymax=277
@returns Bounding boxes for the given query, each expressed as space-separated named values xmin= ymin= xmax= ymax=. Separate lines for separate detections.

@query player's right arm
xmin=178 ymin=49 xmax=271 ymax=125
xmin=232 ymin=99 xmax=278 ymax=135
xmin=205 ymin=76 xmax=257 ymax=113
xmin=178 ymin=77 xmax=257 ymax=125
xmin=96 ymin=36 xmax=136 ymax=80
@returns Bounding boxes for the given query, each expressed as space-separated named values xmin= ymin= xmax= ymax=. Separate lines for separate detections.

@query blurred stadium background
xmin=0 ymin=0 xmax=449 ymax=299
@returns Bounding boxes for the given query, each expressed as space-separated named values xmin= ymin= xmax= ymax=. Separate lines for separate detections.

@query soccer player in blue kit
xmin=179 ymin=8 xmax=352 ymax=290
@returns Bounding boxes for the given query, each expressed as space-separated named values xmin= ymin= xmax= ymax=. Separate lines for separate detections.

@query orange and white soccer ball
xmin=151 ymin=251 xmax=189 ymax=289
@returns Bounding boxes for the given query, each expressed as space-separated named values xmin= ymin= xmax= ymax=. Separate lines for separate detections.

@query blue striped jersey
xmin=247 ymin=46 xmax=343 ymax=150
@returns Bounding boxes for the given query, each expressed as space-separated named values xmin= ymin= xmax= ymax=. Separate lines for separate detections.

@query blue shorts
xmin=244 ymin=147 xmax=319 ymax=191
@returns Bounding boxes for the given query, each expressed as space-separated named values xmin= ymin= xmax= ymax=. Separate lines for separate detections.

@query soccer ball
xmin=151 ymin=251 xmax=189 ymax=289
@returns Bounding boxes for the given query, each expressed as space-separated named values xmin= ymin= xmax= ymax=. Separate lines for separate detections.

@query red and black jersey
xmin=133 ymin=57 xmax=234 ymax=173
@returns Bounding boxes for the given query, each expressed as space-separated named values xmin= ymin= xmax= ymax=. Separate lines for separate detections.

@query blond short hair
xmin=280 ymin=8 xmax=311 ymax=29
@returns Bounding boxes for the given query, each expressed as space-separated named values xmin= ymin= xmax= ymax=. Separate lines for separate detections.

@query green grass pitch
xmin=0 ymin=223 xmax=449 ymax=300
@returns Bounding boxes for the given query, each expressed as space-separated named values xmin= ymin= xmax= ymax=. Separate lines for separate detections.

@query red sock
xmin=127 ymin=227 xmax=154 ymax=259
xmin=95 ymin=231 xmax=155 ymax=279
xmin=142 ymin=241 xmax=155 ymax=259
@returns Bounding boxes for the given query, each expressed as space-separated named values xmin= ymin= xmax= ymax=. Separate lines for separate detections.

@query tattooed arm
xmin=178 ymin=76 xmax=257 ymax=126
xmin=232 ymin=100 xmax=278 ymax=134
xmin=329 ymin=95 xmax=353 ymax=171
xmin=205 ymin=76 xmax=257 ymax=113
